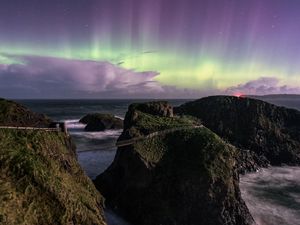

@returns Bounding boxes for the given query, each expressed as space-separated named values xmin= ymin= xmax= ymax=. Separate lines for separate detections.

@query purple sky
xmin=0 ymin=0 xmax=300 ymax=98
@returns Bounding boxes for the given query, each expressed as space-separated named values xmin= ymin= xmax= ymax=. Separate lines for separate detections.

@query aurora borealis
xmin=0 ymin=0 xmax=300 ymax=98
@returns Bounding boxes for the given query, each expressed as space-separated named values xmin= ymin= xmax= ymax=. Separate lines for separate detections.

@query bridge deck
xmin=116 ymin=125 xmax=203 ymax=147
xmin=0 ymin=125 xmax=203 ymax=149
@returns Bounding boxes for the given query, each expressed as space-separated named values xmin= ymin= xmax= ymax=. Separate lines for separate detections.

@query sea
xmin=15 ymin=97 xmax=300 ymax=225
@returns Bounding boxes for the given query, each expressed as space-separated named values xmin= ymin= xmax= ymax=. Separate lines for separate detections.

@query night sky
xmin=0 ymin=0 xmax=300 ymax=98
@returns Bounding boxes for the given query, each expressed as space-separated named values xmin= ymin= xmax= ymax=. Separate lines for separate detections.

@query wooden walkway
xmin=116 ymin=125 xmax=203 ymax=147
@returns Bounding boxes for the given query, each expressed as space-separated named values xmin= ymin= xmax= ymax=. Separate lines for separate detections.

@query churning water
xmin=240 ymin=167 xmax=300 ymax=225
xmin=17 ymin=97 xmax=300 ymax=225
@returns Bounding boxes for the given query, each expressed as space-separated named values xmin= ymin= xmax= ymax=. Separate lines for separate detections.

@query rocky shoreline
xmin=1 ymin=96 xmax=299 ymax=225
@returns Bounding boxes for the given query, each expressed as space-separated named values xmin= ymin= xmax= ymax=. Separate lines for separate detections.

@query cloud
xmin=0 ymin=54 xmax=170 ymax=98
xmin=1 ymin=54 xmax=298 ymax=99
xmin=225 ymin=77 xmax=300 ymax=95
xmin=0 ymin=54 xmax=212 ymax=98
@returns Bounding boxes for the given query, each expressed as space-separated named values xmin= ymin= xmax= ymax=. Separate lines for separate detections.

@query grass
xmin=132 ymin=111 xmax=200 ymax=135
xmin=134 ymin=126 xmax=237 ymax=181
xmin=118 ymin=121 xmax=240 ymax=224
xmin=0 ymin=99 xmax=51 ymax=127
xmin=0 ymin=129 xmax=106 ymax=225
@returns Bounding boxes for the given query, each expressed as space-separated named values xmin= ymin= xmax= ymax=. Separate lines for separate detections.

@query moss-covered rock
xmin=0 ymin=129 xmax=107 ymax=225
xmin=94 ymin=102 xmax=254 ymax=225
xmin=80 ymin=113 xmax=123 ymax=131
xmin=175 ymin=96 xmax=300 ymax=167
xmin=0 ymin=98 xmax=52 ymax=127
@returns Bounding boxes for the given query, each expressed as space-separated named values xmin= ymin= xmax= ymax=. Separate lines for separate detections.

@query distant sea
xmin=16 ymin=97 xmax=300 ymax=225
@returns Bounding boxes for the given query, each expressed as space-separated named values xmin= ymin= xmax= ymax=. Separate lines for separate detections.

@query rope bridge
xmin=115 ymin=125 xmax=203 ymax=147
xmin=0 ymin=124 xmax=203 ymax=151
xmin=0 ymin=122 xmax=68 ymax=134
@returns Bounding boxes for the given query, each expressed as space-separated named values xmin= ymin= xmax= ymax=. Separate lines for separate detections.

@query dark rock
xmin=175 ymin=95 xmax=300 ymax=166
xmin=124 ymin=101 xmax=173 ymax=130
xmin=80 ymin=113 xmax=123 ymax=131
xmin=0 ymin=98 xmax=52 ymax=127
xmin=238 ymin=149 xmax=270 ymax=174
xmin=94 ymin=102 xmax=254 ymax=225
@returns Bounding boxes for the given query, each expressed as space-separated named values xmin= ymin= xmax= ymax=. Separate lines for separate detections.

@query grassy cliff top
xmin=0 ymin=99 xmax=52 ymax=127
xmin=95 ymin=110 xmax=252 ymax=225
xmin=134 ymin=112 xmax=200 ymax=132
xmin=176 ymin=95 xmax=300 ymax=165
xmin=134 ymin=126 xmax=236 ymax=174
xmin=0 ymin=129 xmax=106 ymax=225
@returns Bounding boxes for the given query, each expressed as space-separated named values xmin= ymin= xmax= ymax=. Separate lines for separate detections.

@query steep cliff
xmin=175 ymin=96 xmax=300 ymax=167
xmin=0 ymin=129 xmax=107 ymax=225
xmin=94 ymin=101 xmax=254 ymax=225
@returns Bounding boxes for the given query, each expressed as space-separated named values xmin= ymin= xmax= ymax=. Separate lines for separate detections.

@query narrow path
xmin=116 ymin=125 xmax=203 ymax=147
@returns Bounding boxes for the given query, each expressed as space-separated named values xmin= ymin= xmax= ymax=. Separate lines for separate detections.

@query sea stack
xmin=175 ymin=96 xmax=300 ymax=168
xmin=94 ymin=101 xmax=254 ymax=225
xmin=80 ymin=113 xmax=123 ymax=131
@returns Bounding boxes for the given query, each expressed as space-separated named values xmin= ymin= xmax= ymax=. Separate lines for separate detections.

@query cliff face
xmin=0 ymin=98 xmax=51 ymax=127
xmin=0 ymin=129 xmax=107 ymax=225
xmin=94 ymin=102 xmax=254 ymax=225
xmin=175 ymin=96 xmax=300 ymax=166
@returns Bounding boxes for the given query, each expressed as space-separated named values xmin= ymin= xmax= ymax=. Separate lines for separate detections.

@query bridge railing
xmin=0 ymin=122 xmax=68 ymax=134
xmin=116 ymin=125 xmax=203 ymax=147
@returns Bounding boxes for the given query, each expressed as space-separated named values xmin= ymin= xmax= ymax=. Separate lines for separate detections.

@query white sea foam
xmin=115 ymin=115 xmax=124 ymax=120
xmin=65 ymin=119 xmax=86 ymax=129
xmin=65 ymin=119 xmax=122 ymax=139
xmin=73 ymin=129 xmax=122 ymax=140
xmin=105 ymin=210 xmax=130 ymax=225
xmin=240 ymin=167 xmax=300 ymax=225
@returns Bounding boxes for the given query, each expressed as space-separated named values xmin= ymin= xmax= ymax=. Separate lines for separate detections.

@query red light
xmin=233 ymin=93 xmax=244 ymax=98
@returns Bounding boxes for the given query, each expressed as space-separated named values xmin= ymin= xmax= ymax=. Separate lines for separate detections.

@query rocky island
xmin=80 ymin=113 xmax=123 ymax=131
xmin=95 ymin=101 xmax=254 ymax=225
xmin=175 ymin=96 xmax=300 ymax=170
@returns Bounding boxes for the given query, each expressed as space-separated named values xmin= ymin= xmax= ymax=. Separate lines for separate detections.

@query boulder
xmin=80 ymin=113 xmax=123 ymax=131
xmin=94 ymin=102 xmax=254 ymax=225
xmin=175 ymin=96 xmax=300 ymax=167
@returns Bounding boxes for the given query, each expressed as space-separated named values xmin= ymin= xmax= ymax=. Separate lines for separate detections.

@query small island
xmin=80 ymin=113 xmax=123 ymax=131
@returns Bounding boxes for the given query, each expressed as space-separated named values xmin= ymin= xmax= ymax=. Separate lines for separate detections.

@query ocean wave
xmin=65 ymin=119 xmax=86 ymax=129
xmin=115 ymin=115 xmax=124 ymax=120
xmin=65 ymin=119 xmax=123 ymax=140
xmin=64 ymin=119 xmax=122 ymax=152
xmin=71 ymin=129 xmax=122 ymax=140
xmin=240 ymin=166 xmax=300 ymax=225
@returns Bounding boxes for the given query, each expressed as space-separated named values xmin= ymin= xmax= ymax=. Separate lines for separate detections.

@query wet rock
xmin=80 ymin=113 xmax=123 ymax=131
